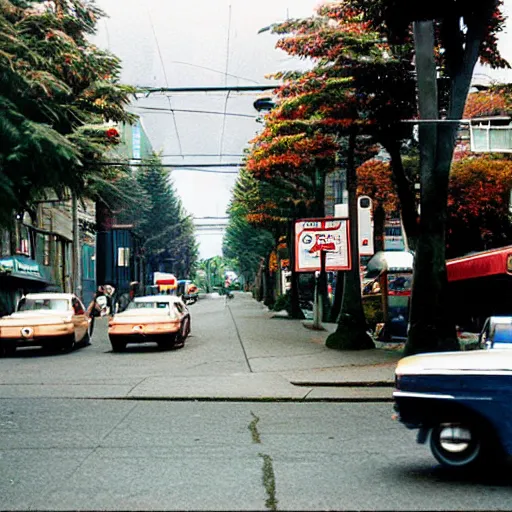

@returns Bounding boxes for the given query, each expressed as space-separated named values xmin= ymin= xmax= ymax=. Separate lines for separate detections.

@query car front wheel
xmin=60 ymin=335 xmax=75 ymax=352
xmin=429 ymin=422 xmax=485 ymax=468
xmin=110 ymin=338 xmax=126 ymax=352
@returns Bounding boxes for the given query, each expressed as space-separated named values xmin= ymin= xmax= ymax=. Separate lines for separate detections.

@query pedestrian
xmin=86 ymin=289 xmax=104 ymax=338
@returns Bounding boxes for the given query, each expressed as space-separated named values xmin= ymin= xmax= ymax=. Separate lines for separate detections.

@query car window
xmin=18 ymin=298 xmax=70 ymax=312
xmin=72 ymin=298 xmax=85 ymax=315
xmin=127 ymin=301 xmax=170 ymax=310
xmin=174 ymin=302 xmax=184 ymax=314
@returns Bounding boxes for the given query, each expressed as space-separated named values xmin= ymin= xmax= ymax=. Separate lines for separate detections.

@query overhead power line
xmin=99 ymin=162 xmax=241 ymax=173
xmin=132 ymin=105 xmax=256 ymax=118
xmin=147 ymin=8 xmax=184 ymax=159
xmin=138 ymin=84 xmax=279 ymax=95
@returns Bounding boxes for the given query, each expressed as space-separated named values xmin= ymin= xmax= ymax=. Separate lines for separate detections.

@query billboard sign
xmin=295 ymin=218 xmax=351 ymax=272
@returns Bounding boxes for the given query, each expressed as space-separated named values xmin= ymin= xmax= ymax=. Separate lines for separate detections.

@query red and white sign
xmin=295 ymin=218 xmax=351 ymax=272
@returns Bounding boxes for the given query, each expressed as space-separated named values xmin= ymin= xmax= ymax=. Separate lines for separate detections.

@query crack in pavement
xmin=248 ymin=411 xmax=279 ymax=511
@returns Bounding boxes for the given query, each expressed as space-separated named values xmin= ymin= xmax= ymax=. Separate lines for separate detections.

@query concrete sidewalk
xmin=178 ymin=291 xmax=403 ymax=401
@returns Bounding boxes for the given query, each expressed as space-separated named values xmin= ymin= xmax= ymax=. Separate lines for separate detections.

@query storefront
xmin=0 ymin=256 xmax=51 ymax=316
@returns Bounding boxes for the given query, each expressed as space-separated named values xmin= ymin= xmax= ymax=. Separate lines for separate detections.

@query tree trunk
xmin=288 ymin=220 xmax=305 ymax=319
xmin=405 ymin=21 xmax=459 ymax=355
xmin=329 ymin=271 xmax=344 ymax=322
xmin=326 ymin=130 xmax=374 ymax=350
xmin=256 ymin=260 xmax=264 ymax=302
xmin=264 ymin=255 xmax=275 ymax=308
xmin=373 ymin=203 xmax=385 ymax=253
xmin=313 ymin=169 xmax=331 ymax=322
xmin=384 ymin=140 xmax=419 ymax=251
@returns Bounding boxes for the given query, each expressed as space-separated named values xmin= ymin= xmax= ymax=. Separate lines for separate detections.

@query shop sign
xmin=294 ymin=218 xmax=351 ymax=272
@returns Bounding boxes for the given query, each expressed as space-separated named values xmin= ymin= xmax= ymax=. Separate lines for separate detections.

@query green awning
xmin=0 ymin=256 xmax=50 ymax=283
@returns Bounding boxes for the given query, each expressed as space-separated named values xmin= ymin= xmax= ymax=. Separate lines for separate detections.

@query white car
xmin=0 ymin=293 xmax=91 ymax=356
xmin=108 ymin=295 xmax=191 ymax=352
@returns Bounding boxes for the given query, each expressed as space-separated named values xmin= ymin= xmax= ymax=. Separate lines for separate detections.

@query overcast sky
xmin=92 ymin=0 xmax=512 ymax=259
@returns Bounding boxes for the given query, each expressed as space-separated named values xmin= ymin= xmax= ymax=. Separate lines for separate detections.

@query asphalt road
xmin=1 ymin=400 xmax=512 ymax=511
xmin=1 ymin=297 xmax=512 ymax=510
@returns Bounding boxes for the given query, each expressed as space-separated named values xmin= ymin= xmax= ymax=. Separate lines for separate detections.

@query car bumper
xmin=0 ymin=325 xmax=74 ymax=346
xmin=108 ymin=321 xmax=180 ymax=337
xmin=109 ymin=332 xmax=177 ymax=345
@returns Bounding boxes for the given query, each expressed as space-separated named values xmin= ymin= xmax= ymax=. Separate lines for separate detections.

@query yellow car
xmin=0 ymin=293 xmax=91 ymax=356
xmin=108 ymin=295 xmax=191 ymax=352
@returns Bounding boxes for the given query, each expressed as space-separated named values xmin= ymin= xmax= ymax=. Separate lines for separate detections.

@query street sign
xmin=295 ymin=218 xmax=351 ymax=272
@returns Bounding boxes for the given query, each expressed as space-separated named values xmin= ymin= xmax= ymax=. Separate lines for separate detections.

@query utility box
xmin=358 ymin=196 xmax=374 ymax=256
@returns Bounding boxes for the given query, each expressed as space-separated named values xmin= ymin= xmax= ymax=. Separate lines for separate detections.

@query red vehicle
xmin=447 ymin=245 xmax=512 ymax=332
xmin=365 ymin=246 xmax=512 ymax=339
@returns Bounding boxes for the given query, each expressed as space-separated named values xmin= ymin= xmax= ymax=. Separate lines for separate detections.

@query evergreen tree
xmin=135 ymin=154 xmax=198 ymax=278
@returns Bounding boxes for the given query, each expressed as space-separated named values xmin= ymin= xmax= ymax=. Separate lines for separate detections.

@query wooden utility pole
xmin=72 ymin=193 xmax=81 ymax=298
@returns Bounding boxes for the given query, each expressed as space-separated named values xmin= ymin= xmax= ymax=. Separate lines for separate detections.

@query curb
xmin=291 ymin=381 xmax=394 ymax=388
xmin=89 ymin=396 xmax=395 ymax=403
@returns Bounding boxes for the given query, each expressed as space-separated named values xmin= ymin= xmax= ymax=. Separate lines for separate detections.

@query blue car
xmin=393 ymin=350 xmax=512 ymax=469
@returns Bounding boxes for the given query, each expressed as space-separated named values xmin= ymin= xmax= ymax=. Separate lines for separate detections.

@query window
xmin=18 ymin=298 xmax=69 ymax=312
xmin=43 ymin=235 xmax=51 ymax=266
xmin=16 ymin=224 xmax=30 ymax=256
xmin=118 ymin=247 xmax=130 ymax=267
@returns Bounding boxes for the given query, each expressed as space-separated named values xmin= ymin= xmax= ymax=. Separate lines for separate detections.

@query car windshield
xmin=126 ymin=301 xmax=170 ymax=311
xmin=18 ymin=298 xmax=69 ymax=312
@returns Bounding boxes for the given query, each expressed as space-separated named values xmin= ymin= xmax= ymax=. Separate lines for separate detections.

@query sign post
xmin=312 ymin=249 xmax=331 ymax=330
xmin=295 ymin=218 xmax=351 ymax=330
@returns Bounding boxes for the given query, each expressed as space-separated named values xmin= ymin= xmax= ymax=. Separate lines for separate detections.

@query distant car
xmin=479 ymin=316 xmax=512 ymax=349
xmin=108 ymin=295 xmax=191 ymax=352
xmin=177 ymin=280 xmax=199 ymax=305
xmin=393 ymin=350 xmax=512 ymax=469
xmin=0 ymin=293 xmax=91 ymax=356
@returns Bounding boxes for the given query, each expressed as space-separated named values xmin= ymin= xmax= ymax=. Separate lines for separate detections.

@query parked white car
xmin=0 ymin=293 xmax=91 ymax=356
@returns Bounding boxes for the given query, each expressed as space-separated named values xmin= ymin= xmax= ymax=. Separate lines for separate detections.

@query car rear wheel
xmin=183 ymin=318 xmax=190 ymax=339
xmin=1 ymin=342 xmax=16 ymax=357
xmin=111 ymin=338 xmax=126 ymax=352
xmin=430 ymin=422 xmax=485 ymax=468
xmin=157 ymin=334 xmax=175 ymax=350
xmin=173 ymin=321 xmax=188 ymax=349
xmin=60 ymin=335 xmax=75 ymax=352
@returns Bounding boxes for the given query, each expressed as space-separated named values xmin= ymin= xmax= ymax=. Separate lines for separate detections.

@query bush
xmin=272 ymin=292 xmax=291 ymax=313
xmin=362 ymin=294 xmax=384 ymax=331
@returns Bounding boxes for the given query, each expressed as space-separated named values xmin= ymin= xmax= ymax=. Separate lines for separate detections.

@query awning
xmin=365 ymin=251 xmax=414 ymax=278
xmin=0 ymin=256 xmax=51 ymax=284
xmin=446 ymin=246 xmax=512 ymax=282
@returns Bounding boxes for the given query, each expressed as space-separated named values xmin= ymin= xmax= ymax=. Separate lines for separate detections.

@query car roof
xmin=24 ymin=293 xmax=73 ymax=300
xmin=488 ymin=316 xmax=512 ymax=325
xmin=133 ymin=295 xmax=182 ymax=303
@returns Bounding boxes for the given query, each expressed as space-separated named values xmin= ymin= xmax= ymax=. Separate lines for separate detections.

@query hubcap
xmin=438 ymin=425 xmax=473 ymax=453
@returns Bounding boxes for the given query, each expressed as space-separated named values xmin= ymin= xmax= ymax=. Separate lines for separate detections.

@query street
xmin=1 ymin=296 xmax=512 ymax=510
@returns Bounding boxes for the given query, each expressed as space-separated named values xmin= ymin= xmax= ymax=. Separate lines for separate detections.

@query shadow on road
xmin=3 ymin=343 xmax=90 ymax=359
xmin=393 ymin=461 xmax=512 ymax=487
xmin=107 ymin=343 xmax=185 ymax=354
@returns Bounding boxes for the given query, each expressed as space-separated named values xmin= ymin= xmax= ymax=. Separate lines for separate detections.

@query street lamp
xmin=253 ymin=97 xmax=276 ymax=112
